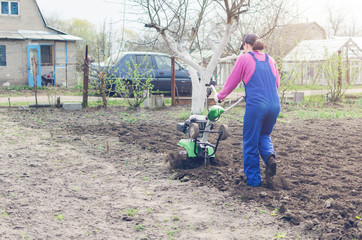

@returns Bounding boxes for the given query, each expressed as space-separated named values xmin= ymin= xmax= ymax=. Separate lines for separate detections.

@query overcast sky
xmin=36 ymin=0 xmax=362 ymax=33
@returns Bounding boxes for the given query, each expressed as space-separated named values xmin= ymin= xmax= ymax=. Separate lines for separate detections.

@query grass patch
xmin=88 ymin=99 xmax=129 ymax=107
xmin=282 ymin=102 xmax=362 ymax=119
xmin=135 ymin=224 xmax=145 ymax=232
xmin=294 ymin=109 xmax=360 ymax=119
xmin=174 ymin=109 xmax=191 ymax=120
xmin=0 ymin=102 xmax=31 ymax=106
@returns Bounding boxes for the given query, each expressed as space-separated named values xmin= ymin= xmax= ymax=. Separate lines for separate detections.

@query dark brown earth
xmin=1 ymin=104 xmax=361 ymax=239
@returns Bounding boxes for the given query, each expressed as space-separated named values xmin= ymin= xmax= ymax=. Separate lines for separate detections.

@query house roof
xmin=266 ymin=22 xmax=327 ymax=57
xmin=282 ymin=22 xmax=326 ymax=37
xmin=283 ymin=38 xmax=362 ymax=62
xmin=0 ymin=30 xmax=82 ymax=41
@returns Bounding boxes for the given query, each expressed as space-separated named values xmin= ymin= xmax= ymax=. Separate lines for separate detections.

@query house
xmin=0 ymin=0 xmax=81 ymax=88
xmin=283 ymin=38 xmax=362 ymax=85
xmin=266 ymin=22 xmax=327 ymax=58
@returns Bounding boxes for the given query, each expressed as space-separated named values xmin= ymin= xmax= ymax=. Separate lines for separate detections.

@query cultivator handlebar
xmin=205 ymin=83 xmax=245 ymax=112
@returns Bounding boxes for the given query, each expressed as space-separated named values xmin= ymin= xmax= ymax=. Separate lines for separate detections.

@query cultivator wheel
xmin=188 ymin=123 xmax=199 ymax=140
xmin=219 ymin=124 xmax=229 ymax=140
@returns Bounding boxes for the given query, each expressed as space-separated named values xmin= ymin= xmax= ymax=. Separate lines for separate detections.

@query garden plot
xmin=0 ymin=106 xmax=361 ymax=239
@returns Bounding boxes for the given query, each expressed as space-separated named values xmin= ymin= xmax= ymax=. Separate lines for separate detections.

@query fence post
xmin=31 ymin=56 xmax=39 ymax=108
xmin=82 ymin=45 xmax=89 ymax=108
xmin=171 ymin=56 xmax=176 ymax=106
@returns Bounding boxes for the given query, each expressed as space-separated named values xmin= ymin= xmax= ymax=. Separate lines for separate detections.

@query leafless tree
xmin=326 ymin=5 xmax=346 ymax=37
xmin=127 ymin=0 xmax=291 ymax=113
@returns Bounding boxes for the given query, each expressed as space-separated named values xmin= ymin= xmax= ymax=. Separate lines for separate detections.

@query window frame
xmin=0 ymin=45 xmax=6 ymax=66
xmin=10 ymin=1 xmax=18 ymax=15
xmin=1 ymin=1 xmax=19 ymax=16
xmin=135 ymin=55 xmax=154 ymax=69
xmin=40 ymin=45 xmax=54 ymax=65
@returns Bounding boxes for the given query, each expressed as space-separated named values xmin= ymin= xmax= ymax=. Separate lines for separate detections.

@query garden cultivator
xmin=170 ymin=84 xmax=244 ymax=169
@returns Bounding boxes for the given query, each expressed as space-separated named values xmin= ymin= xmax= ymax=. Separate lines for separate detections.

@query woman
xmin=215 ymin=33 xmax=280 ymax=187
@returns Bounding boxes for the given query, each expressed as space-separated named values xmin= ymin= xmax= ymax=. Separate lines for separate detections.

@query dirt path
xmin=0 ymin=108 xmax=312 ymax=240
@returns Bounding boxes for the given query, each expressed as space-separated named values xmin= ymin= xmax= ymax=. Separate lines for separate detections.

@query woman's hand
xmin=214 ymin=94 xmax=221 ymax=104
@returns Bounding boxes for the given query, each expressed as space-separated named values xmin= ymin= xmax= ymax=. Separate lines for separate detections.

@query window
xmin=154 ymin=55 xmax=171 ymax=70
xmin=41 ymin=45 xmax=53 ymax=65
xmin=135 ymin=55 xmax=153 ymax=69
xmin=10 ymin=2 xmax=17 ymax=15
xmin=0 ymin=45 xmax=6 ymax=66
xmin=1 ymin=2 xmax=8 ymax=14
xmin=1 ymin=1 xmax=19 ymax=15
xmin=154 ymin=55 xmax=182 ymax=70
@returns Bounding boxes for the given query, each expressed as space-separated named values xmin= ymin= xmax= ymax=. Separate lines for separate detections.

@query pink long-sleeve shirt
xmin=217 ymin=51 xmax=280 ymax=100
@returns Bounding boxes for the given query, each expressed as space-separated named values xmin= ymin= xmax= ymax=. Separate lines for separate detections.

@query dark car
xmin=90 ymin=52 xmax=193 ymax=96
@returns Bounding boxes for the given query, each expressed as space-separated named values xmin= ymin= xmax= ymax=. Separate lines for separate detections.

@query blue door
xmin=27 ymin=45 xmax=41 ymax=87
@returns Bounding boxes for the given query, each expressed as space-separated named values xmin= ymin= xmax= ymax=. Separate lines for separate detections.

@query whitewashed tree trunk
xmin=190 ymin=23 xmax=237 ymax=114
xmin=160 ymin=23 xmax=237 ymax=114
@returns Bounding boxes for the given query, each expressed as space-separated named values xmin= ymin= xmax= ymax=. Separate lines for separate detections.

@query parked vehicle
xmin=90 ymin=52 xmax=194 ymax=96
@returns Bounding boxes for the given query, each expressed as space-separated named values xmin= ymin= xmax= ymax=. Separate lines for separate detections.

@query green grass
xmin=123 ymin=208 xmax=137 ymax=216
xmin=54 ymin=214 xmax=64 ymax=220
xmin=135 ymin=224 xmax=145 ymax=232
xmin=0 ymin=102 xmax=31 ymax=106
xmin=2 ymin=86 xmax=36 ymax=91
xmin=294 ymin=109 xmax=361 ymax=119
xmin=174 ymin=110 xmax=191 ymax=120
xmin=88 ymin=99 xmax=129 ymax=107
xmin=288 ymin=84 xmax=329 ymax=91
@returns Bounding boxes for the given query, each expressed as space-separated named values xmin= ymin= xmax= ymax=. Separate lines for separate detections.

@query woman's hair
xmin=241 ymin=33 xmax=266 ymax=51
xmin=252 ymin=39 xmax=266 ymax=51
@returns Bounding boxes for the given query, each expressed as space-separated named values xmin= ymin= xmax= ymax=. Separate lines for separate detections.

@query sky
xmin=36 ymin=0 xmax=140 ymax=30
xmin=36 ymin=0 xmax=362 ymax=34
xmin=296 ymin=0 xmax=362 ymax=26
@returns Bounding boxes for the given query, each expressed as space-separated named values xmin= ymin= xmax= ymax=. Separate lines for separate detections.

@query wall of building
xmin=0 ymin=40 xmax=27 ymax=86
xmin=0 ymin=39 xmax=80 ymax=88
xmin=54 ymin=41 xmax=78 ymax=87
xmin=0 ymin=0 xmax=49 ymax=32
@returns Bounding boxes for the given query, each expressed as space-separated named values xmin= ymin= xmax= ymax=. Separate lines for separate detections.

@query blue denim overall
xmin=243 ymin=52 xmax=280 ymax=186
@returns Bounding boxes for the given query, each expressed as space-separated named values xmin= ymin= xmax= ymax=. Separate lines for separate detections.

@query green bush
xmin=113 ymin=57 xmax=154 ymax=109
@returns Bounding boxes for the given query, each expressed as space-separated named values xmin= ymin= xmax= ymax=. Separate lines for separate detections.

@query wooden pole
xmin=31 ymin=56 xmax=39 ymax=108
xmin=82 ymin=45 xmax=89 ymax=108
xmin=171 ymin=56 xmax=176 ymax=106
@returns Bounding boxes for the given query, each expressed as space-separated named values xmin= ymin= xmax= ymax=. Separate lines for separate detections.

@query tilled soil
xmin=1 ymin=105 xmax=361 ymax=239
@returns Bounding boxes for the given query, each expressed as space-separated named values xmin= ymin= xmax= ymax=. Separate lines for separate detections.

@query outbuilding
xmin=0 ymin=0 xmax=81 ymax=88
xmin=283 ymin=38 xmax=362 ymax=85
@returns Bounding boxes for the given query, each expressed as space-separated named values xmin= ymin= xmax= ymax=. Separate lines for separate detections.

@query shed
xmin=283 ymin=38 xmax=362 ymax=85
xmin=0 ymin=0 xmax=82 ymax=88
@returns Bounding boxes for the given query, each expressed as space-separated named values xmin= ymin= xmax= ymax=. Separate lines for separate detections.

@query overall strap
xmin=249 ymin=52 xmax=269 ymax=62
xmin=248 ymin=52 xmax=258 ymax=62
